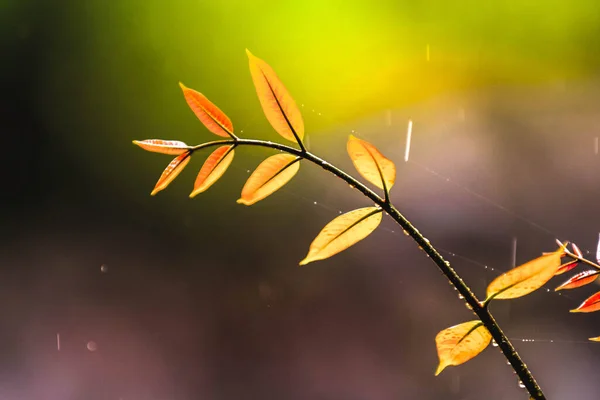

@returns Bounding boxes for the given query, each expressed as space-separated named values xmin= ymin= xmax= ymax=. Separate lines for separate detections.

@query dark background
xmin=2 ymin=1 xmax=600 ymax=399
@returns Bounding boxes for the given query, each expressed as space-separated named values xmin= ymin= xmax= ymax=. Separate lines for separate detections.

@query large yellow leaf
xmin=151 ymin=151 xmax=192 ymax=196
xmin=189 ymin=145 xmax=235 ymax=198
xmin=237 ymin=154 xmax=300 ymax=206
xmin=179 ymin=82 xmax=234 ymax=138
xmin=347 ymin=135 xmax=396 ymax=191
xmin=299 ymin=207 xmax=383 ymax=265
xmin=246 ymin=49 xmax=304 ymax=144
xmin=435 ymin=321 xmax=491 ymax=376
xmin=133 ymin=139 xmax=189 ymax=155
xmin=486 ymin=247 xmax=563 ymax=300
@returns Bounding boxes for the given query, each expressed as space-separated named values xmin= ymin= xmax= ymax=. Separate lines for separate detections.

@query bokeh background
xmin=2 ymin=0 xmax=600 ymax=399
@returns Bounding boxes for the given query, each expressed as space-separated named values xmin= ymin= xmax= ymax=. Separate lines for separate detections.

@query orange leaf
xmin=589 ymin=336 xmax=600 ymax=342
xmin=435 ymin=321 xmax=491 ymax=376
xmin=179 ymin=82 xmax=234 ymax=138
xmin=151 ymin=151 xmax=191 ymax=196
xmin=237 ymin=154 xmax=300 ymax=206
xmin=555 ymin=270 xmax=600 ymax=291
xmin=571 ymin=291 xmax=600 ymax=313
xmin=190 ymin=145 xmax=235 ymax=198
xmin=554 ymin=260 xmax=579 ymax=276
xmin=347 ymin=135 xmax=396 ymax=191
xmin=299 ymin=207 xmax=383 ymax=265
xmin=133 ymin=139 xmax=189 ymax=155
xmin=486 ymin=246 xmax=564 ymax=300
xmin=246 ymin=49 xmax=304 ymax=144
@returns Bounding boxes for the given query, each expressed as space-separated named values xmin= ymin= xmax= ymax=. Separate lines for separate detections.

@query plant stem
xmin=565 ymin=250 xmax=600 ymax=270
xmin=190 ymin=138 xmax=546 ymax=399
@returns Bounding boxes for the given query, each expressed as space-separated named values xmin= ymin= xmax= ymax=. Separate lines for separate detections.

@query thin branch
xmin=189 ymin=137 xmax=546 ymax=400
xmin=565 ymin=250 xmax=600 ymax=270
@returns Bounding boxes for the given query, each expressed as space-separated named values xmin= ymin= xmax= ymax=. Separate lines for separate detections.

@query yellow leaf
xmin=237 ymin=154 xmax=300 ymax=206
xmin=589 ymin=336 xmax=600 ymax=342
xmin=179 ymin=82 xmax=234 ymax=138
xmin=246 ymin=49 xmax=304 ymax=144
xmin=486 ymin=247 xmax=563 ymax=300
xmin=435 ymin=321 xmax=491 ymax=376
xmin=151 ymin=151 xmax=192 ymax=196
xmin=190 ymin=145 xmax=235 ymax=198
xmin=347 ymin=135 xmax=396 ymax=191
xmin=133 ymin=139 xmax=189 ymax=155
xmin=299 ymin=207 xmax=383 ymax=265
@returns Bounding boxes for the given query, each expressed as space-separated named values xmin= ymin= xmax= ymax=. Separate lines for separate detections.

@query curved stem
xmin=190 ymin=138 xmax=546 ymax=399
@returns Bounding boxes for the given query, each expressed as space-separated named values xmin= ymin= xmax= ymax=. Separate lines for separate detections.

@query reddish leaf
xmin=179 ymin=82 xmax=234 ymax=138
xmin=572 ymin=243 xmax=583 ymax=258
xmin=246 ymin=49 xmax=304 ymax=144
xmin=555 ymin=270 xmax=600 ymax=291
xmin=554 ymin=260 xmax=579 ymax=276
xmin=190 ymin=145 xmax=235 ymax=198
xmin=133 ymin=139 xmax=189 ymax=155
xmin=571 ymin=291 xmax=600 ymax=313
xmin=151 ymin=151 xmax=192 ymax=196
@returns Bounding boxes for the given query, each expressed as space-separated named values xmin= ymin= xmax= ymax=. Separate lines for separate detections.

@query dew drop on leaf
xmin=518 ymin=381 xmax=526 ymax=389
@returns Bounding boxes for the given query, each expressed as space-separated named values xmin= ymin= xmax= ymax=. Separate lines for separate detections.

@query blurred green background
xmin=4 ymin=0 xmax=600 ymax=196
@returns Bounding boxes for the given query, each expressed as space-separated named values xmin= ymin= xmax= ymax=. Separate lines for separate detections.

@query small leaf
xmin=246 ymin=49 xmax=304 ymax=144
xmin=572 ymin=243 xmax=583 ymax=258
xmin=435 ymin=321 xmax=491 ymax=376
xmin=555 ymin=270 xmax=600 ymax=291
xmin=571 ymin=291 xmax=600 ymax=313
xmin=237 ymin=154 xmax=300 ymax=205
xmin=299 ymin=207 xmax=383 ymax=265
xmin=347 ymin=135 xmax=396 ymax=191
xmin=190 ymin=145 xmax=235 ymax=198
xmin=486 ymin=247 xmax=563 ymax=300
xmin=554 ymin=260 xmax=579 ymax=276
xmin=151 ymin=151 xmax=192 ymax=196
xmin=133 ymin=139 xmax=189 ymax=155
xmin=179 ymin=82 xmax=234 ymax=138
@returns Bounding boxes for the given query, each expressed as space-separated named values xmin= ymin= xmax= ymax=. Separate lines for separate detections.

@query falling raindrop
xmin=313 ymin=201 xmax=317 ymax=205
xmin=100 ymin=264 xmax=108 ymax=273
xmin=87 ymin=341 xmax=97 ymax=352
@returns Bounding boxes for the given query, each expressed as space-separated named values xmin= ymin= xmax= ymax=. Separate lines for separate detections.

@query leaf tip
xmin=236 ymin=198 xmax=250 ymax=205
xmin=589 ymin=336 xmax=600 ymax=342
xmin=299 ymin=258 xmax=311 ymax=266
xmin=569 ymin=308 xmax=581 ymax=313
xmin=179 ymin=81 xmax=187 ymax=90
xmin=434 ymin=363 xmax=446 ymax=376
